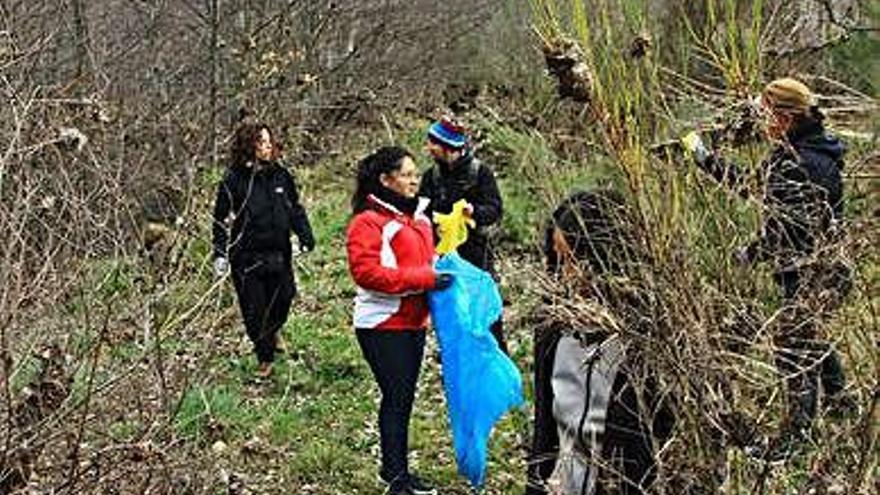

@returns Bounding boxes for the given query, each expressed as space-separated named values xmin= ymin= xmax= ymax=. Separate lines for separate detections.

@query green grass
xmin=175 ymin=383 xmax=256 ymax=443
xmin=153 ymin=132 xmax=541 ymax=494
xmin=164 ymin=115 xmax=877 ymax=493
xmin=33 ymin=106 xmax=874 ymax=494
xmin=108 ymin=419 xmax=143 ymax=442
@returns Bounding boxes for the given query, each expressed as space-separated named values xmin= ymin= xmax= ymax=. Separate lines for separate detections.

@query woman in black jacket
xmin=681 ymin=77 xmax=852 ymax=458
xmin=212 ymin=116 xmax=315 ymax=378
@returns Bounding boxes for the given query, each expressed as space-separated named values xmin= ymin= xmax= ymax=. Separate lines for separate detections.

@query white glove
xmin=214 ymin=257 xmax=229 ymax=278
xmin=733 ymin=246 xmax=751 ymax=268
xmin=681 ymin=131 xmax=710 ymax=165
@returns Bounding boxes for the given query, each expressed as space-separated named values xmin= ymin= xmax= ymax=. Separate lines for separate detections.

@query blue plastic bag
xmin=428 ymin=253 xmax=524 ymax=487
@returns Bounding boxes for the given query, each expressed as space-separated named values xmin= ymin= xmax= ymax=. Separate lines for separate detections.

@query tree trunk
xmin=210 ymin=0 xmax=221 ymax=167
xmin=71 ymin=0 xmax=91 ymax=87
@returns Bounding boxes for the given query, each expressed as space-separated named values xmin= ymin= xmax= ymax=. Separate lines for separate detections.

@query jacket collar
xmin=233 ymin=159 xmax=278 ymax=174
xmin=786 ymin=118 xmax=824 ymax=145
xmin=435 ymin=149 xmax=475 ymax=175
xmin=367 ymin=194 xmax=430 ymax=222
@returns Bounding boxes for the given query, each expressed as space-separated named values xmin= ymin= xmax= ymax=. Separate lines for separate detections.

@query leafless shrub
xmin=529 ymin=1 xmax=878 ymax=493
xmin=1 ymin=1 xmax=529 ymax=492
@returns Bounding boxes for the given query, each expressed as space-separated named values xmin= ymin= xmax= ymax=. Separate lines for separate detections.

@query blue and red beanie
xmin=427 ymin=117 xmax=468 ymax=150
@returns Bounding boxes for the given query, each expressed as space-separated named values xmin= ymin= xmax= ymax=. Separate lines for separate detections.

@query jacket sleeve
xmin=285 ymin=171 xmax=315 ymax=248
xmin=471 ymin=164 xmax=503 ymax=227
xmin=212 ymin=172 xmax=234 ymax=259
xmin=347 ymin=215 xmax=436 ymax=294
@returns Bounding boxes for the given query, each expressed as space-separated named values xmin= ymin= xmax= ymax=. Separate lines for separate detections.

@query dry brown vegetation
xmin=1 ymin=0 xmax=877 ymax=494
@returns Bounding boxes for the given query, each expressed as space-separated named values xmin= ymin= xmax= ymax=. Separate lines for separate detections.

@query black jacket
xmin=526 ymin=322 xmax=674 ymax=495
xmin=212 ymin=161 xmax=314 ymax=265
xmin=699 ymin=119 xmax=845 ymax=267
xmin=418 ymin=152 xmax=502 ymax=272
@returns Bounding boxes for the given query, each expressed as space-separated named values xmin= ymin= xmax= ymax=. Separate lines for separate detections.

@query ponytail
xmin=809 ymin=104 xmax=825 ymax=123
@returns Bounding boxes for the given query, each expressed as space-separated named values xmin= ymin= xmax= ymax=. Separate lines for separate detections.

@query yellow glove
xmin=434 ymin=199 xmax=476 ymax=255
xmin=680 ymin=131 xmax=709 ymax=164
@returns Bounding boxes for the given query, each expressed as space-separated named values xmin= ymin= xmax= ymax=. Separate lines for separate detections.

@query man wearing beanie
xmin=419 ymin=116 xmax=508 ymax=354
xmin=681 ymin=77 xmax=854 ymax=461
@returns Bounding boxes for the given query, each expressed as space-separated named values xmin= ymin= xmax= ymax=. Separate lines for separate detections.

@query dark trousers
xmin=232 ymin=254 xmax=295 ymax=364
xmin=774 ymin=268 xmax=847 ymax=431
xmin=356 ymin=328 xmax=426 ymax=488
xmin=459 ymin=243 xmax=508 ymax=355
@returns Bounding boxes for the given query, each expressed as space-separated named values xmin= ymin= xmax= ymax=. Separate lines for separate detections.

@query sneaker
xmin=379 ymin=472 xmax=436 ymax=495
xmin=406 ymin=474 xmax=437 ymax=495
xmin=388 ymin=486 xmax=415 ymax=495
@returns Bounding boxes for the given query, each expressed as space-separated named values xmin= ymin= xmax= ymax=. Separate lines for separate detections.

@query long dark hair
xmin=543 ymin=189 xmax=655 ymax=336
xmin=543 ymin=189 xmax=639 ymax=277
xmin=351 ymin=146 xmax=413 ymax=214
xmin=230 ymin=111 xmax=280 ymax=168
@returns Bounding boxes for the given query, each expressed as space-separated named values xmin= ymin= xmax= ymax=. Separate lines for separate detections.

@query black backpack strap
xmin=432 ymin=164 xmax=446 ymax=205
xmin=433 ymin=159 xmax=482 ymax=207
xmin=465 ymin=158 xmax=482 ymax=194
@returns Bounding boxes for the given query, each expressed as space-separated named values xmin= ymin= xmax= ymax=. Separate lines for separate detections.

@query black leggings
xmin=232 ymin=255 xmax=295 ymax=364
xmin=356 ymin=328 xmax=425 ymax=487
xmin=774 ymin=268 xmax=847 ymax=430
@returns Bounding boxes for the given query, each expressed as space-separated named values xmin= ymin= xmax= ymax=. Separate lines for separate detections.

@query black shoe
xmin=379 ymin=472 xmax=436 ymax=495
xmin=406 ymin=474 xmax=437 ymax=495
xmin=388 ymin=486 xmax=415 ymax=495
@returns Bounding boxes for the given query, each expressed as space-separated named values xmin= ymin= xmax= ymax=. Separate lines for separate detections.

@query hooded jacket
xmin=212 ymin=161 xmax=314 ymax=265
xmin=700 ymin=118 xmax=845 ymax=267
xmin=346 ymin=194 xmax=437 ymax=330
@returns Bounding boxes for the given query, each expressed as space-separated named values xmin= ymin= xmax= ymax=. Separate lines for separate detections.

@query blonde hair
xmin=762 ymin=77 xmax=816 ymax=115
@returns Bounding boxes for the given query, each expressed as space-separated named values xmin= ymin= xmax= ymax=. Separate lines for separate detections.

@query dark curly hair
xmin=230 ymin=112 xmax=280 ymax=167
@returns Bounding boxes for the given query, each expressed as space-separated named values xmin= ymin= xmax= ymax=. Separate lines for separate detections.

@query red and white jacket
xmin=346 ymin=194 xmax=436 ymax=330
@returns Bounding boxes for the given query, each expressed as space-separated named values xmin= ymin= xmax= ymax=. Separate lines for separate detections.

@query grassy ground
xmin=173 ymin=118 xmax=876 ymax=494
xmin=168 ymin=128 xmax=556 ymax=494
xmin=14 ymin=114 xmax=874 ymax=495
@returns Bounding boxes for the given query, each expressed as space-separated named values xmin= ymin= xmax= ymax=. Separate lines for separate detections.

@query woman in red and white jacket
xmin=346 ymin=146 xmax=451 ymax=495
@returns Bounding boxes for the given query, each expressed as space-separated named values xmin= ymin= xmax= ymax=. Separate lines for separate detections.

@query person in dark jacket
xmin=526 ymin=190 xmax=674 ymax=495
xmin=681 ymin=77 xmax=852 ymax=459
xmin=212 ymin=117 xmax=315 ymax=378
xmin=418 ymin=117 xmax=508 ymax=353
